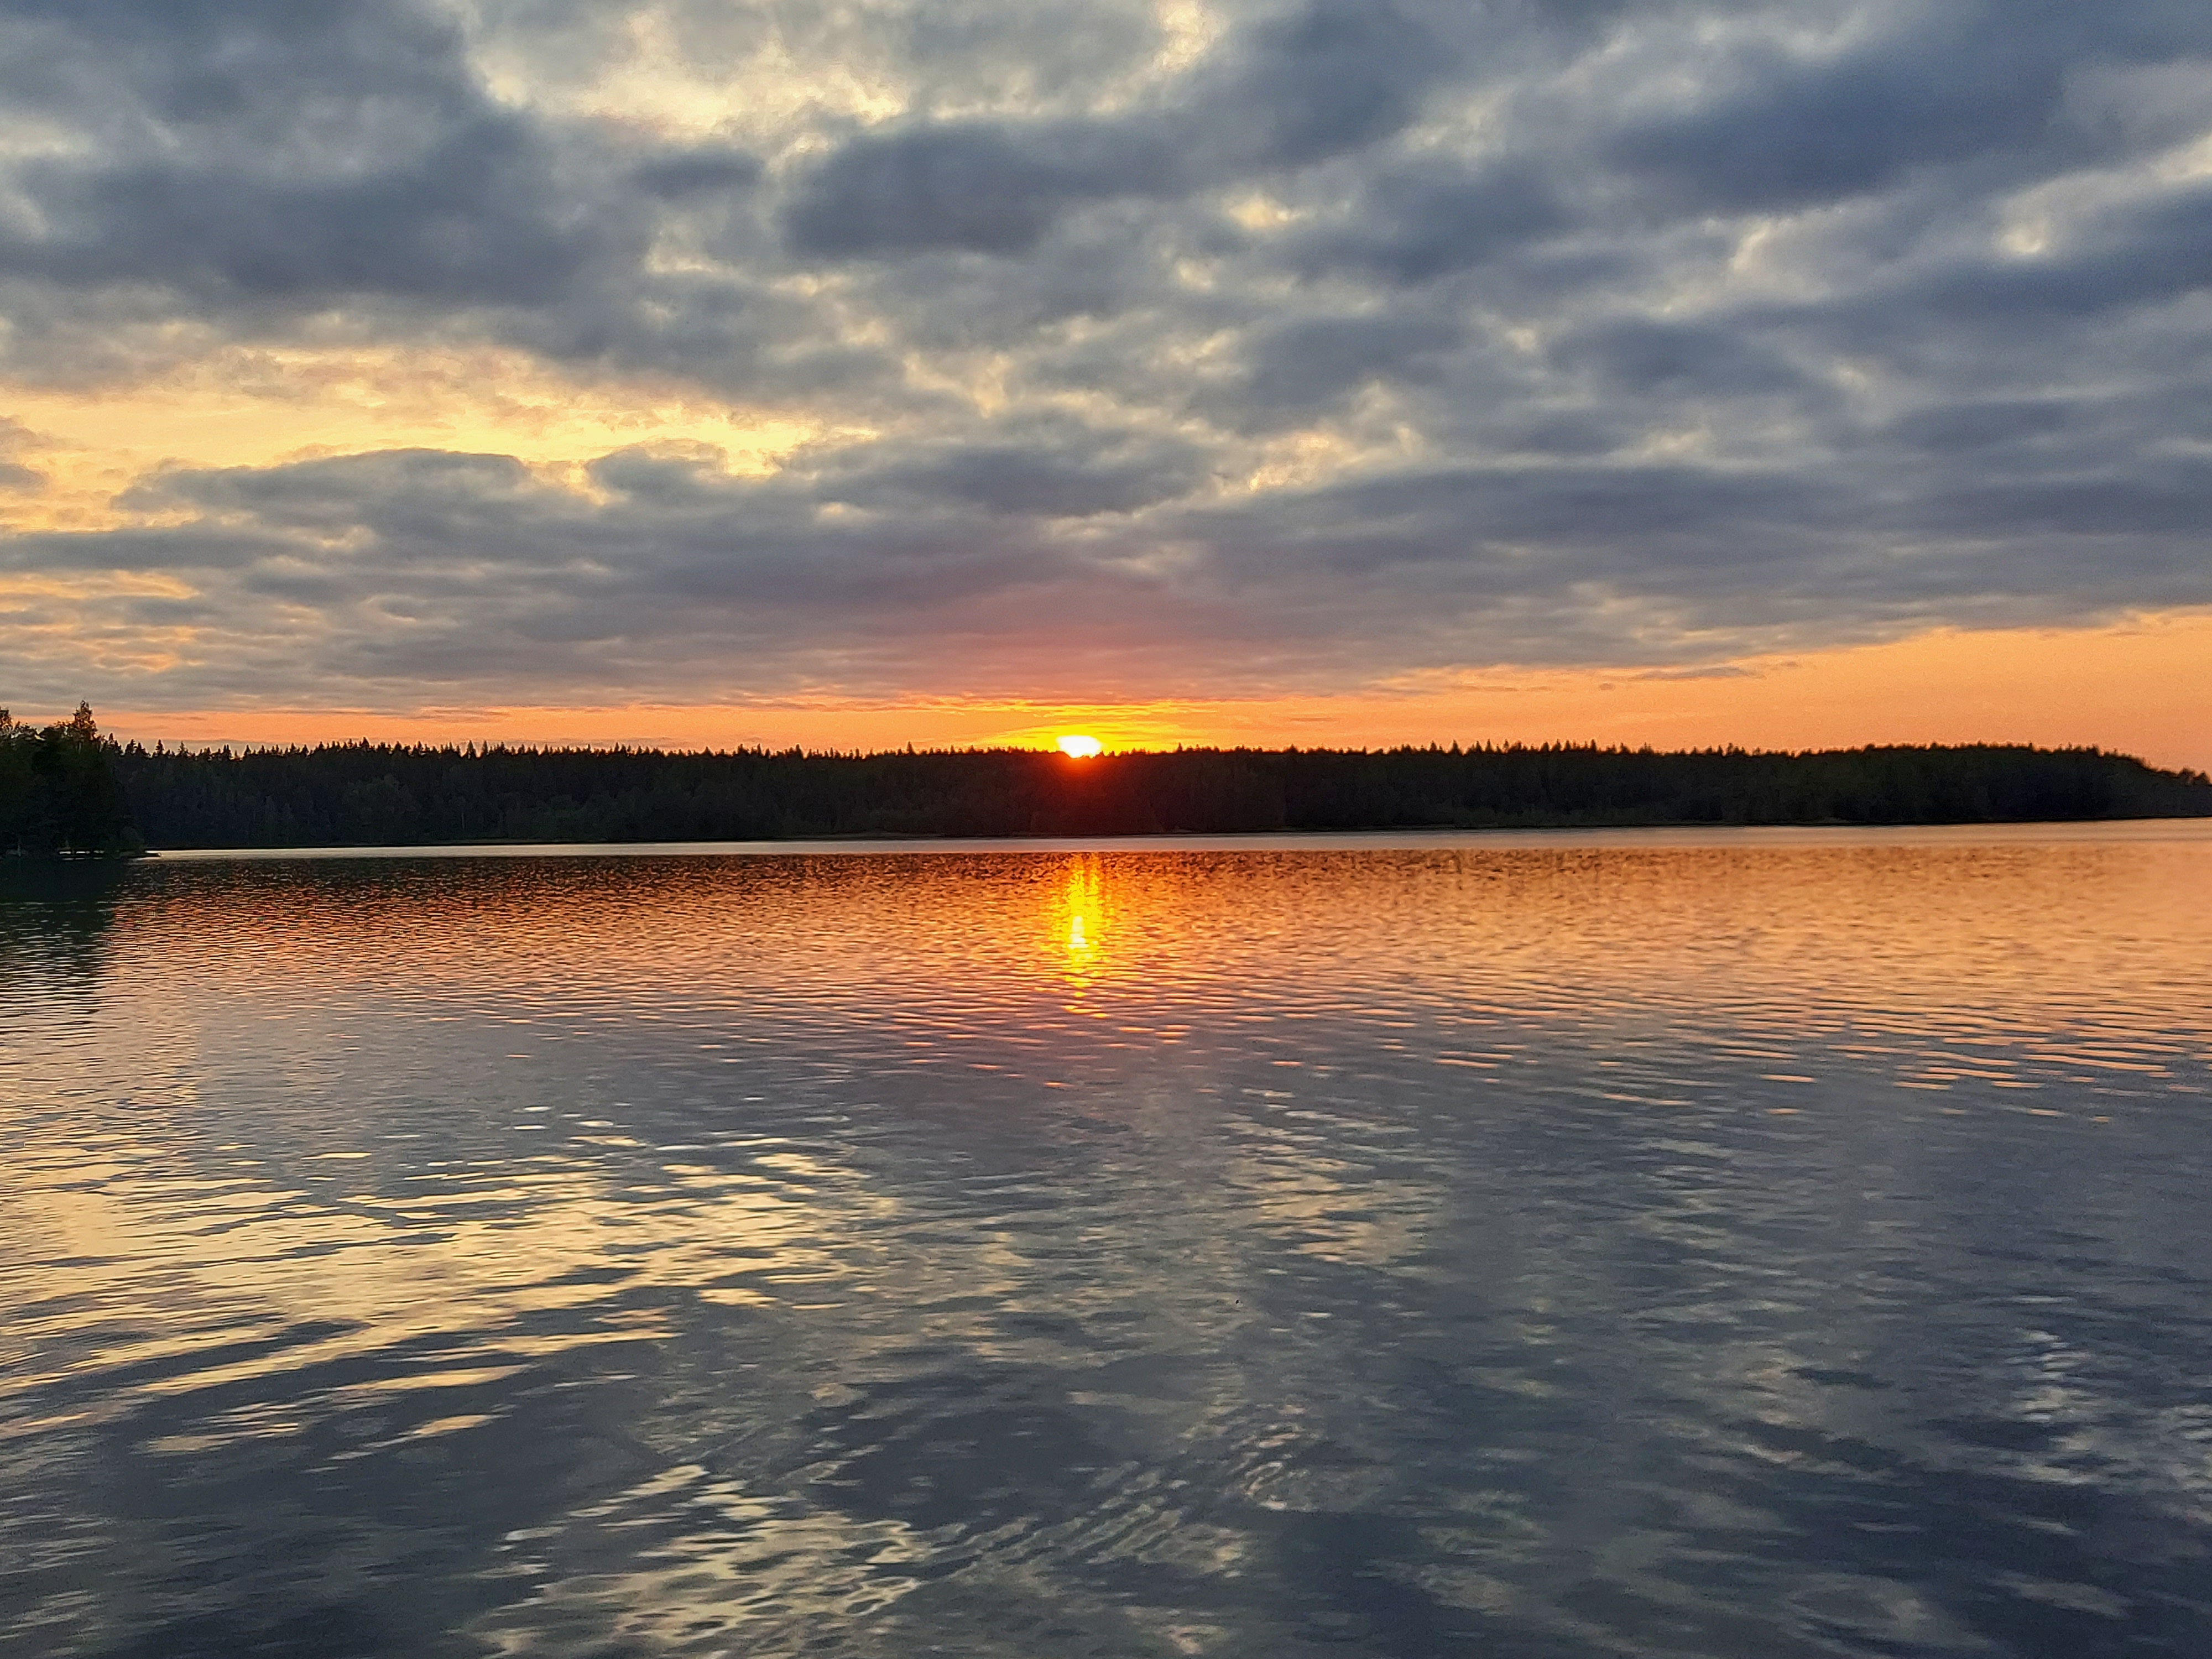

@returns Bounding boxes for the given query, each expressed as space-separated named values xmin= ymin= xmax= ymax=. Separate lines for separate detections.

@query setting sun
xmin=1057 ymin=734 xmax=1104 ymax=759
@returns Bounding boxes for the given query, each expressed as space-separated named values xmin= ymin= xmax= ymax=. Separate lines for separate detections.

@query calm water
xmin=4 ymin=826 xmax=2211 ymax=1658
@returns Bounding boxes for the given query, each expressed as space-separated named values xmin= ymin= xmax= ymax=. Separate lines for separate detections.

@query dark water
xmin=4 ymin=826 xmax=2211 ymax=1658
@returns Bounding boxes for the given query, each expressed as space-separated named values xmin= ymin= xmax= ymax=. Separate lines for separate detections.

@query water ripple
xmin=3 ymin=827 xmax=2210 ymax=1656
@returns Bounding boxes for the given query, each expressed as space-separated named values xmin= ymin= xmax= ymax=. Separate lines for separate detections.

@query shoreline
xmin=132 ymin=816 xmax=2212 ymax=861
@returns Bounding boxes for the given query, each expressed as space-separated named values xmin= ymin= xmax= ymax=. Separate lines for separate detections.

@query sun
xmin=1057 ymin=734 xmax=1104 ymax=759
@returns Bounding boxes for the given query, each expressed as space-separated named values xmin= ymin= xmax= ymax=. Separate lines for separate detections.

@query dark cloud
xmin=13 ymin=127 xmax=596 ymax=304
xmin=1606 ymin=1 xmax=2212 ymax=211
xmin=1918 ymin=458 xmax=2212 ymax=542
xmin=138 ymin=449 xmax=542 ymax=523
xmin=1190 ymin=0 xmax=1454 ymax=172
xmin=0 ymin=2 xmax=602 ymax=304
xmin=1608 ymin=33 xmax=2064 ymax=212
xmin=1914 ymin=181 xmax=2212 ymax=321
xmin=1880 ymin=399 xmax=2080 ymax=457
xmin=1204 ymin=313 xmax=1464 ymax=428
xmin=630 ymin=147 xmax=763 ymax=200
xmin=1556 ymin=318 xmax=1806 ymax=396
xmin=1480 ymin=413 xmax=1628 ymax=458
xmin=781 ymin=121 xmax=1173 ymax=258
xmin=4 ymin=0 xmax=2212 ymax=711
xmin=822 ymin=427 xmax=1209 ymax=518
xmin=780 ymin=0 xmax=1449 ymax=260
xmin=1292 ymin=161 xmax=1569 ymax=284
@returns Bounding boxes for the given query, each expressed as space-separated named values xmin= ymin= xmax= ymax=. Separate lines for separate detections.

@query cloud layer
xmin=4 ymin=0 xmax=2210 ymax=712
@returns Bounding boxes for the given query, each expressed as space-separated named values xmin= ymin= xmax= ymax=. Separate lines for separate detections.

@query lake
xmin=4 ymin=824 xmax=2210 ymax=1658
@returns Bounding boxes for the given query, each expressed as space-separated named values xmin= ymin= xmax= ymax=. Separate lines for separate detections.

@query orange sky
xmin=81 ymin=611 xmax=2212 ymax=772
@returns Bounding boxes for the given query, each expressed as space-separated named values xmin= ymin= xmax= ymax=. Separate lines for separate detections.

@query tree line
xmin=5 ymin=707 xmax=2208 ymax=854
xmin=23 ymin=723 xmax=2200 ymax=851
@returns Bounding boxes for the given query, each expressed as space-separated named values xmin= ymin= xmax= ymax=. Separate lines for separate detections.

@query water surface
xmin=4 ymin=826 xmax=2210 ymax=1657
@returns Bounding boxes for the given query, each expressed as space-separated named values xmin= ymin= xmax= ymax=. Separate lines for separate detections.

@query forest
xmin=3 ymin=708 xmax=2204 ymax=853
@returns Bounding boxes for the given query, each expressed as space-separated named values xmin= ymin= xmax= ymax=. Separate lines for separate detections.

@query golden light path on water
xmin=3 ymin=823 xmax=2211 ymax=1657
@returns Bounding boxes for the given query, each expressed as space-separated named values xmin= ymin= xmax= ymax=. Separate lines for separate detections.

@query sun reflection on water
xmin=1056 ymin=856 xmax=1105 ymax=988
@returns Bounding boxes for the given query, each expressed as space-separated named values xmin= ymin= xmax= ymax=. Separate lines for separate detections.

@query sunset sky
xmin=3 ymin=0 xmax=2209 ymax=764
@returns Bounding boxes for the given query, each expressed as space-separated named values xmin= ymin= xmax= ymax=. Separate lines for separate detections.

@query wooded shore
xmin=89 ymin=734 xmax=2212 ymax=851
xmin=9 ymin=703 xmax=2210 ymax=855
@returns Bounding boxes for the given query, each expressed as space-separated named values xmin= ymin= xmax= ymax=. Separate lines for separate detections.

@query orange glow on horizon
xmin=76 ymin=610 xmax=2212 ymax=773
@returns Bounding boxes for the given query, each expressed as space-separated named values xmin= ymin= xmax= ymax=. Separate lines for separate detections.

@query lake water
xmin=4 ymin=825 xmax=2210 ymax=1658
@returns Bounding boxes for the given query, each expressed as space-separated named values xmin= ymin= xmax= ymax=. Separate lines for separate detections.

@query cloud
xmin=1291 ymin=160 xmax=1570 ymax=284
xmin=0 ymin=2 xmax=599 ymax=305
xmin=1199 ymin=312 xmax=1464 ymax=429
xmin=1554 ymin=319 xmax=1806 ymax=397
xmin=1607 ymin=29 xmax=2062 ymax=213
xmin=0 ymin=418 xmax=45 ymax=492
xmin=1605 ymin=1 xmax=2212 ymax=212
xmin=629 ymin=145 xmax=763 ymax=200
xmin=779 ymin=0 xmax=1451 ymax=259
xmin=1879 ymin=399 xmax=2080 ymax=457
xmin=781 ymin=120 xmax=1173 ymax=258
xmin=1187 ymin=0 xmax=1455 ymax=173
xmin=3 ymin=0 xmax=2212 ymax=714
xmin=817 ymin=424 xmax=1210 ymax=518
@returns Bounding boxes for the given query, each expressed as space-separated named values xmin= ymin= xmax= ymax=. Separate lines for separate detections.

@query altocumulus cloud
xmin=3 ymin=0 xmax=2210 ymax=710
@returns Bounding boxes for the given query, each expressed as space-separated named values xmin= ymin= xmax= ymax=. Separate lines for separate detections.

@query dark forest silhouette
xmin=0 ymin=705 xmax=139 ymax=857
xmin=2 ymin=711 xmax=2198 ymax=851
xmin=4 ymin=706 xmax=2208 ymax=853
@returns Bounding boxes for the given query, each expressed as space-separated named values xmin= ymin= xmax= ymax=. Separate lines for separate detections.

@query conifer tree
xmin=0 ymin=703 xmax=139 ymax=856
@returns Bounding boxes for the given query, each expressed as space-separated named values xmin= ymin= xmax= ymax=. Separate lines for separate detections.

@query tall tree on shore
xmin=0 ymin=703 xmax=139 ymax=857
xmin=0 ymin=710 xmax=29 ymax=853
